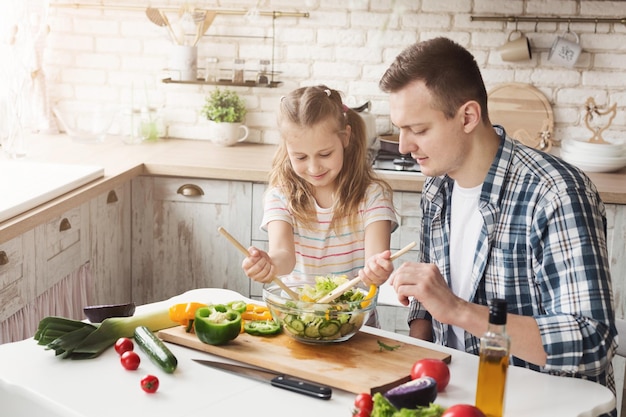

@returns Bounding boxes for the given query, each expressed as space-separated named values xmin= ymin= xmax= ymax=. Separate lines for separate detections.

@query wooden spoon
xmin=217 ymin=226 xmax=299 ymax=300
xmin=145 ymin=7 xmax=179 ymax=45
xmin=316 ymin=241 xmax=417 ymax=304
xmin=193 ymin=11 xmax=217 ymax=47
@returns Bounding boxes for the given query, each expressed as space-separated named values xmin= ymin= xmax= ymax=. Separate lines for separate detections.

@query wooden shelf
xmin=162 ymin=78 xmax=283 ymax=88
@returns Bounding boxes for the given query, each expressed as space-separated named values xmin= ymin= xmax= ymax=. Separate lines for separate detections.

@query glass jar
xmin=257 ymin=59 xmax=270 ymax=85
xmin=205 ymin=57 xmax=218 ymax=83
xmin=139 ymin=107 xmax=164 ymax=142
xmin=122 ymin=108 xmax=143 ymax=145
xmin=232 ymin=58 xmax=245 ymax=84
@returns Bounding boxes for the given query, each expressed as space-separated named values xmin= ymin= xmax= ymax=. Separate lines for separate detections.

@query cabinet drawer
xmin=153 ymin=177 xmax=231 ymax=205
xmin=36 ymin=204 xmax=90 ymax=294
xmin=0 ymin=231 xmax=35 ymax=322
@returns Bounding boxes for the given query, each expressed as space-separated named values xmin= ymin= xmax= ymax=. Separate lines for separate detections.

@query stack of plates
xmin=560 ymin=138 xmax=626 ymax=172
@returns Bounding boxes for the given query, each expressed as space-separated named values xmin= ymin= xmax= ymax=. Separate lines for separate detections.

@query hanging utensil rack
xmin=50 ymin=3 xmax=309 ymax=88
xmin=471 ymin=15 xmax=626 ymax=25
xmin=50 ymin=3 xmax=309 ymax=18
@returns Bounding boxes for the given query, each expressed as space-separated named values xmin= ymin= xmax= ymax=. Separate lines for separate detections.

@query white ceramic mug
xmin=498 ymin=30 xmax=532 ymax=62
xmin=209 ymin=121 xmax=249 ymax=146
xmin=548 ymin=31 xmax=582 ymax=68
xmin=168 ymin=45 xmax=197 ymax=81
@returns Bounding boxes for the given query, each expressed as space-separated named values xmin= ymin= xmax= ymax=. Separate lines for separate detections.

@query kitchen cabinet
xmin=34 ymin=204 xmax=90 ymax=297
xmin=89 ymin=183 xmax=132 ymax=305
xmin=0 ymin=232 xmax=35 ymax=323
xmin=131 ymin=176 xmax=253 ymax=305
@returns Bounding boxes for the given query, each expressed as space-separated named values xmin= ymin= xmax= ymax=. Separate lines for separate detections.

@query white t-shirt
xmin=448 ymin=181 xmax=483 ymax=351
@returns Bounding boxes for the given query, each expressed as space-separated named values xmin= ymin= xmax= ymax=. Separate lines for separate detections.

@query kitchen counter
xmin=0 ymin=288 xmax=616 ymax=417
xmin=1 ymin=133 xmax=625 ymax=245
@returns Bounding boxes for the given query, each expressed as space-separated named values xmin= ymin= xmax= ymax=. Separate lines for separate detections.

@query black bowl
xmin=83 ymin=302 xmax=136 ymax=323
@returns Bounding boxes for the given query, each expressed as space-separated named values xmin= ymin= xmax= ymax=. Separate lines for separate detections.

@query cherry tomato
xmin=441 ymin=404 xmax=486 ymax=417
xmin=140 ymin=374 xmax=160 ymax=393
xmin=114 ymin=337 xmax=134 ymax=355
xmin=410 ymin=358 xmax=450 ymax=392
xmin=120 ymin=350 xmax=140 ymax=370
xmin=353 ymin=392 xmax=373 ymax=414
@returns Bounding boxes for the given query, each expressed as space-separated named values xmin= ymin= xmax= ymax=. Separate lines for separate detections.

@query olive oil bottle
xmin=475 ymin=298 xmax=510 ymax=417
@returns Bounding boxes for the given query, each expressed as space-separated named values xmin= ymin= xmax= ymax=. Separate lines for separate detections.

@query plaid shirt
xmin=408 ymin=127 xmax=617 ymax=397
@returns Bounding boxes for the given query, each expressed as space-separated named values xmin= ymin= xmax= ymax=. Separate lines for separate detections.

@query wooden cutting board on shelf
xmin=488 ymin=82 xmax=554 ymax=151
xmin=159 ymin=326 xmax=451 ymax=395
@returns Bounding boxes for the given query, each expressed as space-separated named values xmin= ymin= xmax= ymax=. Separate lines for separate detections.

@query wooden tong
xmin=316 ymin=241 xmax=416 ymax=304
xmin=217 ymin=227 xmax=299 ymax=300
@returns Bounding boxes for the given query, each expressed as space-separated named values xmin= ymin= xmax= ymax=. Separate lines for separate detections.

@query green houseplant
xmin=201 ymin=88 xmax=247 ymax=123
xmin=200 ymin=88 xmax=249 ymax=146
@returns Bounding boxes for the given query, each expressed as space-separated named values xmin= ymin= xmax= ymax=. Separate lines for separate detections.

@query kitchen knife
xmin=192 ymin=359 xmax=332 ymax=400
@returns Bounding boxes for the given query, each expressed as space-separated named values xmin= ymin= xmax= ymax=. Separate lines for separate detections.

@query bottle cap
xmin=488 ymin=298 xmax=507 ymax=325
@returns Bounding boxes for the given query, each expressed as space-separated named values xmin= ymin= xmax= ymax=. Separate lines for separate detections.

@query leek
xmin=34 ymin=309 xmax=177 ymax=359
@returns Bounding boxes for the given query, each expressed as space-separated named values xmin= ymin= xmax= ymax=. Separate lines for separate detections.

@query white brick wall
xmin=37 ymin=0 xmax=626 ymax=144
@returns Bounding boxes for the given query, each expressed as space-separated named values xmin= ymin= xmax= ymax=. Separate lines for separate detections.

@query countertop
xmin=1 ymin=133 xmax=625 ymax=245
xmin=0 ymin=288 xmax=616 ymax=417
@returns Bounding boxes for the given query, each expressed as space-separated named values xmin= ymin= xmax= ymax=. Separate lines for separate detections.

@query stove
xmin=371 ymin=149 xmax=421 ymax=173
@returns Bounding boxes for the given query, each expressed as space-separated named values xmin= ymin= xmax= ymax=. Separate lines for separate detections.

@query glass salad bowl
xmin=262 ymin=273 xmax=378 ymax=344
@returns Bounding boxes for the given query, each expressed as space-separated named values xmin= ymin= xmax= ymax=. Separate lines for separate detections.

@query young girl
xmin=242 ymin=85 xmax=398 ymax=287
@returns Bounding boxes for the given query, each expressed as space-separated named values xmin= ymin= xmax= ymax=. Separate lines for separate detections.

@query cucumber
xmin=319 ymin=320 xmax=340 ymax=337
xmin=134 ymin=325 xmax=178 ymax=373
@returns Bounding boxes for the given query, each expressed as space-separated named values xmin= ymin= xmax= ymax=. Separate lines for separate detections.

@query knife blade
xmin=192 ymin=359 xmax=332 ymax=400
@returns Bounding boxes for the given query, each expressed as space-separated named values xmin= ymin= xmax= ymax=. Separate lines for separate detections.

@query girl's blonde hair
xmin=270 ymin=85 xmax=393 ymax=233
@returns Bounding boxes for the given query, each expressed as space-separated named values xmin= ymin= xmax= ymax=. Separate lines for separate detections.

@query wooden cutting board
xmin=488 ymin=83 xmax=554 ymax=151
xmin=159 ymin=326 xmax=451 ymax=394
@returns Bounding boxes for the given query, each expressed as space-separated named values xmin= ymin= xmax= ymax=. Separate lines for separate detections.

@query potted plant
xmin=200 ymin=88 xmax=249 ymax=146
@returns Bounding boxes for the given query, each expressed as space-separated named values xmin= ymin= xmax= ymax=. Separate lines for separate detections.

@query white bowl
xmin=53 ymin=103 xmax=118 ymax=144
xmin=561 ymin=138 xmax=625 ymax=158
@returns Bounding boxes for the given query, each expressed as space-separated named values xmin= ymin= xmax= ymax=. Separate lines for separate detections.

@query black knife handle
xmin=270 ymin=376 xmax=332 ymax=400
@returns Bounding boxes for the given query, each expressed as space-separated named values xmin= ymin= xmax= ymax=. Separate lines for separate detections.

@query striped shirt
xmin=408 ymin=126 xmax=617 ymax=398
xmin=261 ymin=183 xmax=398 ymax=277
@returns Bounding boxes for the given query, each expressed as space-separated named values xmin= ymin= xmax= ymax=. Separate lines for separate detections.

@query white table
xmin=0 ymin=288 xmax=616 ymax=417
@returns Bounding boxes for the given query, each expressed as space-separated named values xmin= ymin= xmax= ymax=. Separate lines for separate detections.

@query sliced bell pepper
xmin=169 ymin=302 xmax=208 ymax=332
xmin=194 ymin=304 xmax=242 ymax=345
xmin=244 ymin=319 xmax=281 ymax=336
xmin=360 ymin=285 xmax=378 ymax=308
xmin=241 ymin=304 xmax=273 ymax=321
xmin=227 ymin=300 xmax=248 ymax=314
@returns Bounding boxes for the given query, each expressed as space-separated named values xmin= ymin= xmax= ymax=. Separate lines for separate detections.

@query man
xmin=378 ymin=37 xmax=617 ymax=406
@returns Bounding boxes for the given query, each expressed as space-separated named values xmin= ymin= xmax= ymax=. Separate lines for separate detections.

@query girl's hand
xmin=242 ymin=247 xmax=276 ymax=284
xmin=358 ymin=250 xmax=394 ymax=286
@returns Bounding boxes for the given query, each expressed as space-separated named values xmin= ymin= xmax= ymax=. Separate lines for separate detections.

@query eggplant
xmin=383 ymin=376 xmax=438 ymax=409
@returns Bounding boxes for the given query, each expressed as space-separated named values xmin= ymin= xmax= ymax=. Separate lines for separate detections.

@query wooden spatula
xmin=193 ymin=11 xmax=217 ymax=46
xmin=316 ymin=241 xmax=417 ymax=304
xmin=217 ymin=226 xmax=299 ymax=300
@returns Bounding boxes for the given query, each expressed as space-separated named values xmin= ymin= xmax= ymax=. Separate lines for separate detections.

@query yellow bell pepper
xmin=168 ymin=302 xmax=208 ymax=332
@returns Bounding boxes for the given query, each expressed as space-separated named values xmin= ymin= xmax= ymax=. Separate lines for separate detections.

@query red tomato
xmin=353 ymin=392 xmax=373 ymax=414
xmin=353 ymin=409 xmax=370 ymax=417
xmin=120 ymin=350 xmax=140 ymax=370
xmin=410 ymin=358 xmax=450 ymax=392
xmin=441 ymin=404 xmax=486 ymax=417
xmin=140 ymin=374 xmax=159 ymax=393
xmin=114 ymin=337 xmax=134 ymax=355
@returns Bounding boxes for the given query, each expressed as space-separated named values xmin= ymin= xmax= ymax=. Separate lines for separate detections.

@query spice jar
xmin=232 ymin=58 xmax=245 ymax=84
xmin=205 ymin=57 xmax=218 ymax=83
xmin=257 ymin=59 xmax=270 ymax=85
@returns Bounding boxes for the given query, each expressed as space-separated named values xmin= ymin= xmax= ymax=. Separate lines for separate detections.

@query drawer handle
xmin=0 ymin=251 xmax=8 ymax=266
xmin=177 ymin=184 xmax=204 ymax=197
xmin=59 ymin=218 xmax=72 ymax=232
xmin=107 ymin=190 xmax=118 ymax=204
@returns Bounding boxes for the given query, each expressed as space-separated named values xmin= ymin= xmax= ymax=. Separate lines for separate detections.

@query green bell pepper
xmin=227 ymin=300 xmax=247 ymax=314
xmin=194 ymin=304 xmax=242 ymax=345
xmin=243 ymin=319 xmax=281 ymax=336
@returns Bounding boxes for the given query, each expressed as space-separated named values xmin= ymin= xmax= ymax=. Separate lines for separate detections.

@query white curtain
xmin=0 ymin=262 xmax=94 ymax=344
